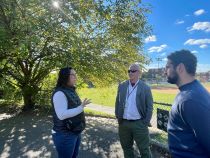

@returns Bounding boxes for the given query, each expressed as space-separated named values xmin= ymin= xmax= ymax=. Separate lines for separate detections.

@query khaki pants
xmin=119 ymin=120 xmax=152 ymax=158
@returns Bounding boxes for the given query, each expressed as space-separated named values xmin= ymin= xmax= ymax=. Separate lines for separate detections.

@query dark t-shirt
xmin=167 ymin=80 xmax=210 ymax=158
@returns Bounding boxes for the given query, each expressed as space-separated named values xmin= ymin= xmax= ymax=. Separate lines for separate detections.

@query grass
xmin=152 ymin=91 xmax=176 ymax=104
xmin=84 ymin=109 xmax=115 ymax=118
xmin=78 ymin=85 xmax=117 ymax=107
xmin=150 ymin=83 xmax=177 ymax=89
xmin=153 ymin=103 xmax=171 ymax=113
xmin=203 ymin=82 xmax=210 ymax=88
xmin=78 ymin=85 xmax=176 ymax=107
xmin=150 ymin=131 xmax=168 ymax=145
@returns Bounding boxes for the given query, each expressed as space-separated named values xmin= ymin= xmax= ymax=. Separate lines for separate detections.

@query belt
xmin=122 ymin=119 xmax=141 ymax=122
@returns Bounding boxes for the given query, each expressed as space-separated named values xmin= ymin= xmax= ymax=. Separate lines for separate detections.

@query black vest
xmin=51 ymin=87 xmax=85 ymax=133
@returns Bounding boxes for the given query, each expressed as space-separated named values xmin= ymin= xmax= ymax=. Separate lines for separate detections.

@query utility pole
xmin=156 ymin=57 xmax=162 ymax=70
xmin=156 ymin=57 xmax=162 ymax=85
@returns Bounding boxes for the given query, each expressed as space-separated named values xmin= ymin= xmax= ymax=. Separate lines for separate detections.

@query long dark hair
xmin=55 ymin=67 xmax=72 ymax=88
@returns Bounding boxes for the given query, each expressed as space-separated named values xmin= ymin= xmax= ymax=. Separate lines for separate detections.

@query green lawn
xmin=152 ymin=91 xmax=176 ymax=104
xmin=84 ymin=109 xmax=115 ymax=118
xmin=78 ymin=85 xmax=176 ymax=107
xmin=203 ymin=82 xmax=210 ymax=87
xmin=78 ymin=85 xmax=117 ymax=107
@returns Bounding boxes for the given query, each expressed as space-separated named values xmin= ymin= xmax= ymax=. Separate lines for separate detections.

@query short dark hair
xmin=167 ymin=50 xmax=197 ymax=75
xmin=56 ymin=67 xmax=72 ymax=88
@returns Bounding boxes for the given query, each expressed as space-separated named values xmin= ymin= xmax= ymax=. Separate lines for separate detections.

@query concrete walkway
xmin=86 ymin=103 xmax=157 ymax=128
xmin=0 ymin=104 xmax=169 ymax=158
xmin=86 ymin=103 xmax=115 ymax=115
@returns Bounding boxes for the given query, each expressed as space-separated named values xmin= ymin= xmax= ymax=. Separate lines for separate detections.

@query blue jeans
xmin=52 ymin=132 xmax=81 ymax=158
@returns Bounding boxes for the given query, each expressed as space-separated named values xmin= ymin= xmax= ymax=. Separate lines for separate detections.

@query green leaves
xmin=0 ymin=0 xmax=151 ymax=108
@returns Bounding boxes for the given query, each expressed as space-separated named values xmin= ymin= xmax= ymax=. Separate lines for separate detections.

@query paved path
xmin=86 ymin=103 xmax=115 ymax=115
xmin=0 ymin=113 xmax=167 ymax=158
xmin=86 ymin=103 xmax=157 ymax=128
xmin=0 ymin=104 xmax=168 ymax=158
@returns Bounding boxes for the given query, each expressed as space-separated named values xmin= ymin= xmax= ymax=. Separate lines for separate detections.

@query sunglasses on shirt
xmin=128 ymin=70 xmax=138 ymax=73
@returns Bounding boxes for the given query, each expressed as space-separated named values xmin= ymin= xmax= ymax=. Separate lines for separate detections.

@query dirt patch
xmin=152 ymin=88 xmax=178 ymax=94
xmin=152 ymin=84 xmax=210 ymax=94
xmin=205 ymin=86 xmax=210 ymax=92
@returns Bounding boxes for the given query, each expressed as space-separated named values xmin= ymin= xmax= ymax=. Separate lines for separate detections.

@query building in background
xmin=197 ymin=71 xmax=210 ymax=82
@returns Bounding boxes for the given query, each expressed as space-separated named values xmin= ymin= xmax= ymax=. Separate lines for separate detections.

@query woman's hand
xmin=81 ymin=98 xmax=91 ymax=107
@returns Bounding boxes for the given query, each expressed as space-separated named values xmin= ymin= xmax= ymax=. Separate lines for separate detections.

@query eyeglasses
xmin=128 ymin=70 xmax=138 ymax=73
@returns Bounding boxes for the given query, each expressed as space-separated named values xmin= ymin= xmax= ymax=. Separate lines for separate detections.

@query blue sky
xmin=142 ymin=0 xmax=210 ymax=72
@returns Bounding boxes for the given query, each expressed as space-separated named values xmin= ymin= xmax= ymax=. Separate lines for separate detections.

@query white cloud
xmin=145 ymin=35 xmax=157 ymax=43
xmin=184 ymin=38 xmax=210 ymax=45
xmin=148 ymin=44 xmax=167 ymax=53
xmin=188 ymin=22 xmax=210 ymax=32
xmin=191 ymin=50 xmax=198 ymax=54
xmin=160 ymin=52 xmax=166 ymax=56
xmin=194 ymin=9 xmax=205 ymax=16
xmin=197 ymin=64 xmax=210 ymax=72
xmin=185 ymin=14 xmax=190 ymax=17
xmin=175 ymin=20 xmax=184 ymax=25
xmin=200 ymin=44 xmax=208 ymax=49
xmin=184 ymin=39 xmax=210 ymax=49
xmin=163 ymin=58 xmax=167 ymax=61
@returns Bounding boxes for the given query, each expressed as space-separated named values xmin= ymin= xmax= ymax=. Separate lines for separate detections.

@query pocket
xmin=117 ymin=118 xmax=123 ymax=124
xmin=72 ymin=122 xmax=85 ymax=134
xmin=65 ymin=119 xmax=85 ymax=134
xmin=65 ymin=119 xmax=74 ymax=130
xmin=138 ymin=120 xmax=147 ymax=128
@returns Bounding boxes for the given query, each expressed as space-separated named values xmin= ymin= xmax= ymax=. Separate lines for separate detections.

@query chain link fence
xmin=151 ymin=102 xmax=172 ymax=130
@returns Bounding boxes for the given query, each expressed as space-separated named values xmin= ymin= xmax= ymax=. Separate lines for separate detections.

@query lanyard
xmin=126 ymin=81 xmax=139 ymax=100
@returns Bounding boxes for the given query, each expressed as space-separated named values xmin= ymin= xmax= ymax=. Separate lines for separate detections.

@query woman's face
xmin=67 ymin=69 xmax=77 ymax=87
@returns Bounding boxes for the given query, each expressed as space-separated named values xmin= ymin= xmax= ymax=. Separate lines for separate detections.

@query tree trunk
xmin=22 ymin=85 xmax=39 ymax=111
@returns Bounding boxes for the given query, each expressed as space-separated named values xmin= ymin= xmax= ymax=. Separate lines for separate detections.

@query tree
xmin=0 ymin=0 xmax=151 ymax=110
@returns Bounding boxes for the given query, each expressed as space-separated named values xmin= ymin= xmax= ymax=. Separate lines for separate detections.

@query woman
xmin=51 ymin=67 xmax=91 ymax=158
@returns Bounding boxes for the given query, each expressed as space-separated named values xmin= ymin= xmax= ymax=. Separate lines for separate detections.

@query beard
xmin=167 ymin=72 xmax=178 ymax=84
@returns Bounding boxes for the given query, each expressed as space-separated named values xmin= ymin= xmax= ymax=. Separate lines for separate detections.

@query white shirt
xmin=123 ymin=80 xmax=141 ymax=120
xmin=53 ymin=91 xmax=84 ymax=120
xmin=52 ymin=91 xmax=84 ymax=133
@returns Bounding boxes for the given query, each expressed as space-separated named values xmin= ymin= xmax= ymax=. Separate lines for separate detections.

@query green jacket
xmin=115 ymin=80 xmax=153 ymax=126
